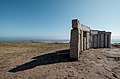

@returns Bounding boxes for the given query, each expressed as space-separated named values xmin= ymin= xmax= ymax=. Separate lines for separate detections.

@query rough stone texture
xmin=81 ymin=24 xmax=90 ymax=32
xmin=91 ymin=30 xmax=98 ymax=35
xmin=90 ymin=30 xmax=99 ymax=48
xmin=80 ymin=30 xmax=83 ymax=52
xmin=90 ymin=30 xmax=111 ymax=48
xmin=99 ymin=31 xmax=105 ymax=48
xmin=105 ymin=33 xmax=108 ymax=48
xmin=83 ymin=37 xmax=87 ymax=51
xmin=70 ymin=19 xmax=81 ymax=60
xmin=86 ymin=32 xmax=90 ymax=49
xmin=93 ymin=34 xmax=98 ymax=48
xmin=70 ymin=19 xmax=112 ymax=60
xmin=70 ymin=29 xmax=80 ymax=60
xmin=107 ymin=32 xmax=111 ymax=48
xmin=90 ymin=35 xmax=93 ymax=48
xmin=97 ymin=32 xmax=100 ymax=47
xmin=72 ymin=19 xmax=80 ymax=29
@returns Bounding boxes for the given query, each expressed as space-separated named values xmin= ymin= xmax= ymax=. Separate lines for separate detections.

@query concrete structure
xmin=70 ymin=19 xmax=91 ymax=60
xmin=70 ymin=19 xmax=80 ymax=60
xmin=70 ymin=19 xmax=111 ymax=60
xmin=91 ymin=30 xmax=111 ymax=48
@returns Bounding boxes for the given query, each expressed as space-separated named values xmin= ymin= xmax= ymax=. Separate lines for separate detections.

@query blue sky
xmin=0 ymin=0 xmax=120 ymax=39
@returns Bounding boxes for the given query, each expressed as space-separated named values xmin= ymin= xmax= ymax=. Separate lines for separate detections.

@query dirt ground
xmin=0 ymin=42 xmax=120 ymax=79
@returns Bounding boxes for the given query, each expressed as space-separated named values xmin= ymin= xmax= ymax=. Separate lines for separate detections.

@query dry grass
xmin=0 ymin=42 xmax=69 ymax=60
xmin=0 ymin=42 xmax=120 ymax=79
xmin=0 ymin=42 xmax=70 ymax=79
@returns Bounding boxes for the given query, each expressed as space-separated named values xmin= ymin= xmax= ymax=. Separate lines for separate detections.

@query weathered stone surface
xmin=70 ymin=19 xmax=112 ymax=60
xmin=90 ymin=35 xmax=93 ymax=48
xmin=106 ymin=32 xmax=111 ymax=48
xmin=86 ymin=32 xmax=90 ymax=49
xmin=91 ymin=30 xmax=98 ymax=48
xmin=97 ymin=32 xmax=100 ymax=48
xmin=83 ymin=37 xmax=86 ymax=51
xmin=70 ymin=29 xmax=80 ymax=60
xmin=105 ymin=33 xmax=108 ymax=48
xmin=81 ymin=24 xmax=90 ymax=32
xmin=100 ymin=33 xmax=105 ymax=48
xmin=93 ymin=34 xmax=98 ymax=48
xmin=98 ymin=31 xmax=105 ymax=48
xmin=91 ymin=30 xmax=98 ymax=35
xmin=80 ymin=30 xmax=83 ymax=52
xmin=72 ymin=19 xmax=80 ymax=29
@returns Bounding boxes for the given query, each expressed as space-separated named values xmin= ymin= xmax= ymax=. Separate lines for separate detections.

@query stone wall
xmin=70 ymin=19 xmax=111 ymax=60
xmin=91 ymin=30 xmax=111 ymax=48
xmin=70 ymin=19 xmax=80 ymax=60
xmin=70 ymin=19 xmax=91 ymax=60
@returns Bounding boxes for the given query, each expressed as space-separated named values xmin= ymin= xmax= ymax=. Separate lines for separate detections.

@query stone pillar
xmin=101 ymin=33 xmax=105 ymax=48
xmin=98 ymin=31 xmax=105 ymax=48
xmin=70 ymin=19 xmax=80 ymax=60
xmin=92 ymin=35 xmax=94 ymax=48
xmin=107 ymin=32 xmax=111 ymax=48
xmin=86 ymin=32 xmax=90 ymax=49
xmin=80 ymin=30 xmax=83 ymax=52
xmin=90 ymin=34 xmax=93 ymax=48
xmin=93 ymin=34 xmax=98 ymax=48
xmin=83 ymin=37 xmax=87 ymax=50
xmin=90 ymin=30 xmax=98 ymax=48
xmin=97 ymin=33 xmax=100 ymax=48
xmin=105 ymin=33 xmax=108 ymax=48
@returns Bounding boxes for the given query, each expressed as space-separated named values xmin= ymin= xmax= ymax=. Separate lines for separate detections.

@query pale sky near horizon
xmin=0 ymin=0 xmax=120 ymax=39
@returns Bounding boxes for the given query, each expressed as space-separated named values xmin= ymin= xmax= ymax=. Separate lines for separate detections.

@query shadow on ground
xmin=9 ymin=49 xmax=76 ymax=73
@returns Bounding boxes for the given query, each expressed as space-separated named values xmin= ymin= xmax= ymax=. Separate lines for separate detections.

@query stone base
xmin=70 ymin=29 xmax=80 ymax=60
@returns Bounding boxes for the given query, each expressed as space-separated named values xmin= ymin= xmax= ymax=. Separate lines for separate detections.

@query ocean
xmin=0 ymin=37 xmax=70 ymax=43
xmin=0 ymin=37 xmax=119 ymax=44
xmin=111 ymin=39 xmax=120 ymax=44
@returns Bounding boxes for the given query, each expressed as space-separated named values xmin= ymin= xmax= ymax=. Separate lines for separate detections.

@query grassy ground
xmin=0 ymin=42 xmax=70 ymax=79
xmin=0 ymin=42 xmax=120 ymax=79
xmin=0 ymin=42 xmax=69 ymax=60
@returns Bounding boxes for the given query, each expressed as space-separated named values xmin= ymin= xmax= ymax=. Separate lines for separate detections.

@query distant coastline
xmin=0 ymin=37 xmax=120 ymax=44
xmin=0 ymin=37 xmax=69 ymax=43
xmin=111 ymin=39 xmax=120 ymax=44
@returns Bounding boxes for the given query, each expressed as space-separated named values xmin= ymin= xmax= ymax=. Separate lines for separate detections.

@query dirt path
xmin=0 ymin=42 xmax=120 ymax=79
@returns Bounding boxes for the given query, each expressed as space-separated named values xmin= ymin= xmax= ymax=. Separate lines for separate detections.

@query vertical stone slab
xmin=98 ymin=31 xmax=105 ymax=48
xmin=93 ymin=34 xmax=98 ymax=48
xmin=97 ymin=33 xmax=100 ymax=48
xmin=83 ymin=37 xmax=86 ymax=50
xmin=70 ymin=19 xmax=80 ymax=60
xmin=86 ymin=32 xmax=90 ymax=49
xmin=72 ymin=19 xmax=80 ymax=29
xmin=80 ymin=30 xmax=83 ymax=52
xmin=105 ymin=33 xmax=108 ymax=48
xmin=91 ymin=30 xmax=98 ymax=48
xmin=107 ymin=32 xmax=111 ymax=48
xmin=101 ymin=32 xmax=105 ymax=48
xmin=90 ymin=34 xmax=93 ymax=48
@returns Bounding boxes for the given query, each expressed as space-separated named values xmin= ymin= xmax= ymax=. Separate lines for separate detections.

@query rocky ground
xmin=0 ymin=42 xmax=120 ymax=79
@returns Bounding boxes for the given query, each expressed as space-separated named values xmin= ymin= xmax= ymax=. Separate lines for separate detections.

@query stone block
xmin=86 ymin=32 xmax=90 ymax=49
xmin=72 ymin=19 xmax=80 ymax=29
xmin=83 ymin=37 xmax=86 ymax=50
xmin=91 ymin=30 xmax=98 ymax=35
xmin=93 ymin=34 xmax=98 ymax=48
xmin=105 ymin=33 xmax=108 ymax=48
xmin=81 ymin=24 xmax=90 ymax=32
xmin=98 ymin=31 xmax=105 ymax=48
xmin=70 ymin=29 xmax=80 ymax=60
xmin=90 ymin=35 xmax=93 ymax=48
xmin=80 ymin=30 xmax=83 ymax=52
xmin=100 ymin=33 xmax=105 ymax=48
xmin=106 ymin=32 xmax=111 ymax=48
